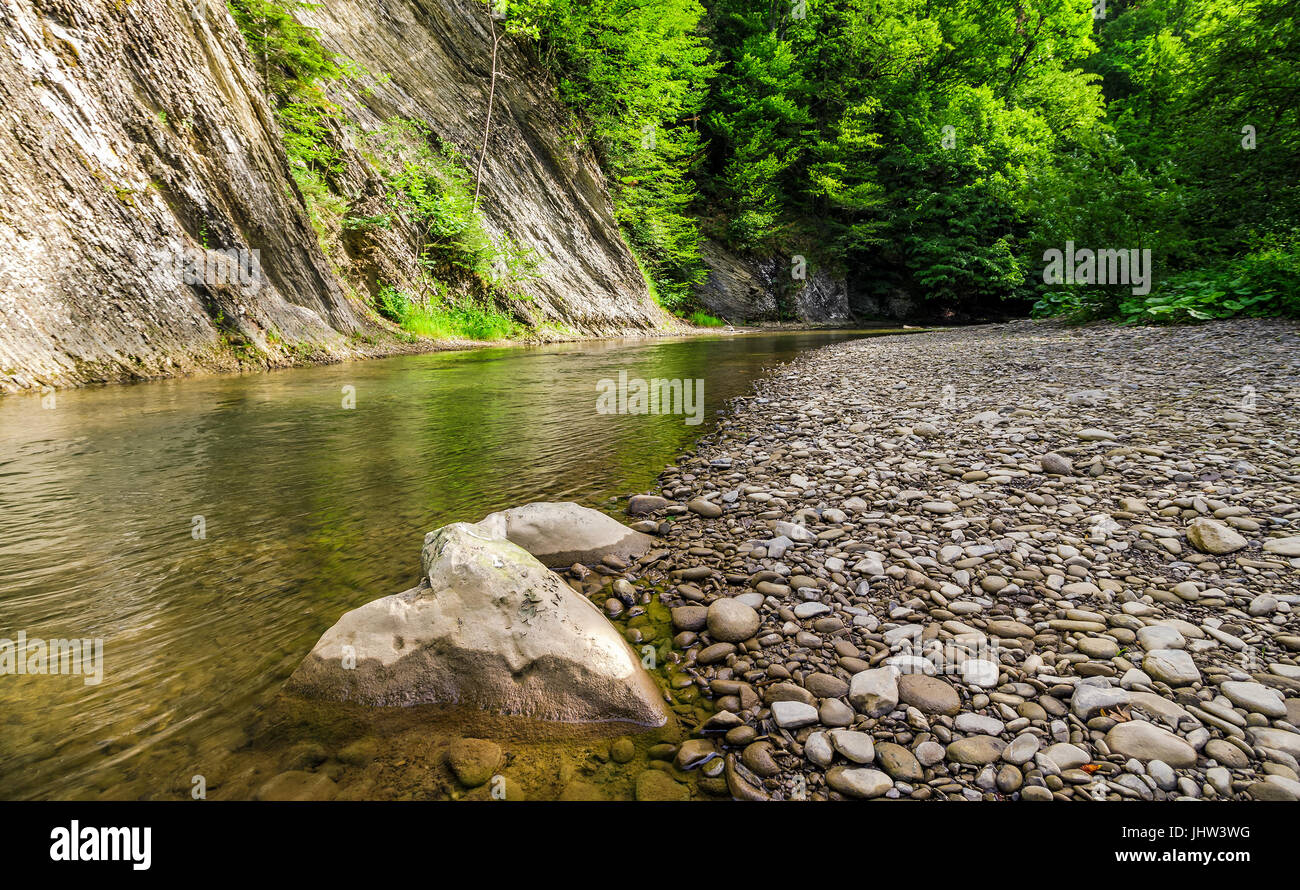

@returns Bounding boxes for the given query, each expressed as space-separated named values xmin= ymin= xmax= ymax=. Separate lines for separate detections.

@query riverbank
xmin=629 ymin=317 xmax=1300 ymax=800
xmin=0 ymin=316 xmax=704 ymax=395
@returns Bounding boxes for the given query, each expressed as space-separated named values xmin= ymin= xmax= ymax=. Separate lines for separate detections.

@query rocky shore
xmin=616 ymin=318 xmax=1300 ymax=800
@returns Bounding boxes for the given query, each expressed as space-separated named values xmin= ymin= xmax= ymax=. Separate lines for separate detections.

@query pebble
xmin=829 ymin=730 xmax=875 ymax=764
xmin=898 ymin=674 xmax=961 ymax=716
xmin=826 ymin=766 xmax=892 ymax=799
xmin=771 ymin=700 xmax=819 ymax=729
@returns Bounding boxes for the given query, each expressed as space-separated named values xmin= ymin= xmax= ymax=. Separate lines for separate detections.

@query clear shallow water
xmin=0 ymin=330 xmax=900 ymax=799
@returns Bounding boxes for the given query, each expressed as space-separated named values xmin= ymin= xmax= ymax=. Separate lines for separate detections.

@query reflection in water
xmin=0 ymin=330 xmax=897 ymax=799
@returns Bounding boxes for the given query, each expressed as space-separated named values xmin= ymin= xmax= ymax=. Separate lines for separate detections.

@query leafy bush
xmin=1118 ymin=242 xmax=1300 ymax=323
xmin=363 ymin=118 xmax=541 ymax=296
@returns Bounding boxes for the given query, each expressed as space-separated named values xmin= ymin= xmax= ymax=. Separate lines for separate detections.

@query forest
xmin=502 ymin=0 xmax=1298 ymax=322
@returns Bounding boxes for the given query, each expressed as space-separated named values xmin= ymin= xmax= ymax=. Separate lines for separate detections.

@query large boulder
xmin=285 ymin=522 xmax=669 ymax=725
xmin=474 ymin=502 xmax=654 ymax=567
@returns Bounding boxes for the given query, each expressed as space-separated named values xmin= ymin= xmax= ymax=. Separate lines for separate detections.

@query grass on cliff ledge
xmin=378 ymin=285 xmax=518 ymax=341
xmin=687 ymin=310 xmax=726 ymax=327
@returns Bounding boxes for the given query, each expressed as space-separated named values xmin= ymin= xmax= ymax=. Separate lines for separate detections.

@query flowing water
xmin=0 ymin=329 xmax=904 ymax=800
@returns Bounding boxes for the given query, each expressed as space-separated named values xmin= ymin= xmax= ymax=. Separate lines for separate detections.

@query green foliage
xmin=1035 ymin=238 xmax=1300 ymax=324
xmin=1030 ymin=288 xmax=1095 ymax=321
xmin=231 ymin=0 xmax=1298 ymax=327
xmin=686 ymin=310 xmax=726 ymax=327
xmin=377 ymin=284 xmax=520 ymax=341
xmin=1086 ymin=0 xmax=1300 ymax=272
xmin=1118 ymin=240 xmax=1300 ymax=323
xmin=701 ymin=0 xmax=1107 ymax=317
xmin=226 ymin=0 xmax=352 ymax=171
xmin=227 ymin=0 xmax=361 ymax=244
xmin=230 ymin=3 xmax=538 ymax=334
xmin=699 ymin=0 xmax=1298 ymax=322
xmin=364 ymin=120 xmax=488 ymax=276
xmin=501 ymin=0 xmax=715 ymax=309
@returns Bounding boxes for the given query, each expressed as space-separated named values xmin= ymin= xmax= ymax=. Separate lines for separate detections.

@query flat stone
xmin=1143 ymin=649 xmax=1201 ymax=686
xmin=1137 ymin=625 xmax=1185 ymax=651
xmin=829 ymin=730 xmax=875 ymax=764
xmin=1186 ymin=517 xmax=1247 ymax=555
xmin=1220 ymin=681 xmax=1287 ymax=718
xmin=1204 ymin=739 xmax=1250 ymax=769
xmin=961 ymin=659 xmax=1000 ymax=688
xmin=1002 ymin=733 xmax=1040 ymax=765
xmin=849 ymin=666 xmax=899 ymax=716
xmin=898 ymin=674 xmax=961 ymax=716
xmin=671 ymin=606 xmax=708 ymax=631
xmin=804 ymin=671 xmax=849 ymax=699
xmin=1071 ymin=683 xmax=1130 ymax=719
xmin=1147 ymin=760 xmax=1177 ymax=791
xmin=819 ymin=698 xmax=854 ymax=727
xmin=1246 ymin=727 xmax=1300 ymax=759
xmin=674 ymin=738 xmax=719 ymax=771
xmin=1043 ymin=743 xmax=1090 ymax=770
xmin=687 ymin=498 xmax=723 ymax=518
xmin=771 ymin=700 xmax=819 ymax=729
xmin=915 ymin=740 xmax=946 ymax=767
xmin=1249 ymin=781 xmax=1299 ymax=801
xmin=955 ymin=713 xmax=1005 ymax=735
xmin=946 ymin=735 xmax=1005 ymax=765
xmin=627 ymin=494 xmax=669 ymax=515
xmin=742 ymin=741 xmax=781 ymax=777
xmin=698 ymin=642 xmax=736 ymax=664
xmin=986 ymin=619 xmax=1036 ymax=639
xmin=1077 ymin=637 xmax=1119 ymax=659
xmin=874 ymin=742 xmax=924 ymax=781
xmin=804 ymin=731 xmax=834 ymax=768
xmin=826 ymin=766 xmax=892 ymax=799
xmin=1105 ymin=721 xmax=1197 ymax=767
xmin=996 ymin=764 xmax=1024 ymax=793
xmin=1127 ymin=692 xmax=1193 ymax=725
xmin=1261 ymin=535 xmax=1300 ymax=557
xmin=707 ymin=598 xmax=760 ymax=643
xmin=1040 ymin=453 xmax=1073 ymax=475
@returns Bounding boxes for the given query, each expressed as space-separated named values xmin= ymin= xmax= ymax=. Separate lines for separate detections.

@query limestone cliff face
xmin=696 ymin=239 xmax=853 ymax=324
xmin=0 ymin=0 xmax=668 ymax=392
xmin=299 ymin=0 xmax=667 ymax=335
xmin=0 ymin=0 xmax=364 ymax=391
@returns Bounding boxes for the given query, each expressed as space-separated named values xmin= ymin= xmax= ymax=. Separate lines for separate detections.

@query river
xmin=0 ymin=329 xmax=905 ymax=799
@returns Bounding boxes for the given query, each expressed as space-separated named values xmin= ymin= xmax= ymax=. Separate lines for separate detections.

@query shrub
xmin=1117 ymin=241 xmax=1300 ymax=323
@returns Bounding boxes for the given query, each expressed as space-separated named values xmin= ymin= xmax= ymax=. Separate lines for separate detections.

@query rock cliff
xmin=299 ymin=0 xmax=666 ymax=335
xmin=0 ymin=0 xmax=669 ymax=393
xmin=696 ymin=239 xmax=854 ymax=324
